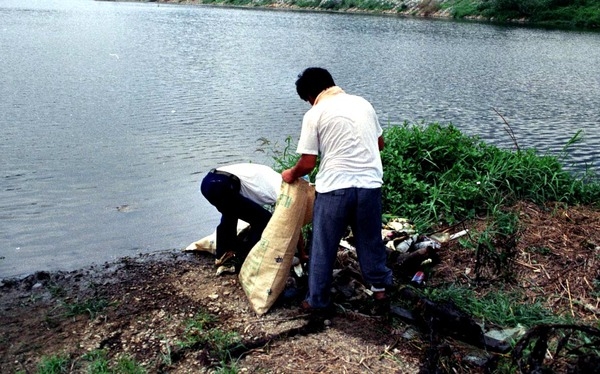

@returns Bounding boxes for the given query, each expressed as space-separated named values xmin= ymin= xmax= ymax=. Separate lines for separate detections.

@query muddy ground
xmin=1 ymin=201 xmax=599 ymax=373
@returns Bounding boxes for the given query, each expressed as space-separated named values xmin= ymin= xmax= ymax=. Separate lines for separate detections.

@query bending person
xmin=201 ymin=163 xmax=281 ymax=261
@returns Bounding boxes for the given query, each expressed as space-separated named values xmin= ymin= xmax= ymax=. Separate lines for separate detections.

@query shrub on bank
xmin=380 ymin=122 xmax=600 ymax=230
xmin=474 ymin=0 xmax=600 ymax=29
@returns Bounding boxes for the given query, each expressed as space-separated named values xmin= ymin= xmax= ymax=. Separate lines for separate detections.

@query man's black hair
xmin=295 ymin=67 xmax=336 ymax=102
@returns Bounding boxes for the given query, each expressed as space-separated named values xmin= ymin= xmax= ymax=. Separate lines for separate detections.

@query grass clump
xmin=36 ymin=350 xmax=146 ymax=374
xmin=83 ymin=349 xmax=146 ymax=374
xmin=176 ymin=311 xmax=243 ymax=369
xmin=263 ymin=120 xmax=600 ymax=240
xmin=36 ymin=354 xmax=70 ymax=374
xmin=424 ymin=285 xmax=568 ymax=328
xmin=62 ymin=297 xmax=112 ymax=319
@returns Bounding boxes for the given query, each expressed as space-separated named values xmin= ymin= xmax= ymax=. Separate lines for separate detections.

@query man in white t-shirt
xmin=201 ymin=163 xmax=282 ymax=259
xmin=282 ymin=67 xmax=393 ymax=314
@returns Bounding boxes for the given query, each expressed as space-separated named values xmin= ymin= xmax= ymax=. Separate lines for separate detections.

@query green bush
xmin=380 ymin=122 xmax=600 ymax=230
xmin=445 ymin=0 xmax=480 ymax=18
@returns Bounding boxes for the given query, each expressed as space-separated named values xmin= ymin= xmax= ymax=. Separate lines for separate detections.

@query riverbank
xmin=112 ymin=0 xmax=456 ymax=18
xmin=111 ymin=0 xmax=600 ymax=30
xmin=2 ymin=200 xmax=599 ymax=373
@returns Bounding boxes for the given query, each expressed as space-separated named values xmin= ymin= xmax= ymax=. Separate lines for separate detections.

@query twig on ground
xmin=515 ymin=259 xmax=539 ymax=270
xmin=566 ymin=278 xmax=575 ymax=317
xmin=540 ymin=264 xmax=551 ymax=279
xmin=254 ymin=314 xmax=310 ymax=324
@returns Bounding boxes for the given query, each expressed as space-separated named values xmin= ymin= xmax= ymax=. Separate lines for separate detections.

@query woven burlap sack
xmin=239 ymin=178 xmax=309 ymax=315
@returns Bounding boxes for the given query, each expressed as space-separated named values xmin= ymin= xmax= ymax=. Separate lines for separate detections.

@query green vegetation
xmin=82 ymin=350 xmax=146 ymax=374
xmin=423 ymin=286 xmax=569 ymax=327
xmin=32 ymin=310 xmax=242 ymax=374
xmin=62 ymin=297 xmax=112 ymax=319
xmin=442 ymin=0 xmax=479 ymax=18
xmin=170 ymin=311 xmax=242 ymax=372
xmin=36 ymin=354 xmax=70 ymax=374
xmin=176 ymin=311 xmax=243 ymax=364
xmin=380 ymin=122 xmax=600 ymax=231
xmin=196 ymin=0 xmax=600 ymax=31
xmin=474 ymin=0 xmax=600 ymax=29
xmin=34 ymin=350 xmax=146 ymax=374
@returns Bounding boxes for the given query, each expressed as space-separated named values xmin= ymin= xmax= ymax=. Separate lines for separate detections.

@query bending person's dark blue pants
xmin=200 ymin=171 xmax=272 ymax=257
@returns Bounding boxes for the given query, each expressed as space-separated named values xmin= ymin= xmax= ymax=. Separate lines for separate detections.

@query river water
xmin=1 ymin=0 xmax=599 ymax=279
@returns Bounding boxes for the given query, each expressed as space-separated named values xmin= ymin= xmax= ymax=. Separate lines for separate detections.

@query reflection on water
xmin=1 ymin=0 xmax=599 ymax=278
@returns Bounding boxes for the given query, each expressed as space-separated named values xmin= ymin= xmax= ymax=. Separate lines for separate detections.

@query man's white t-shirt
xmin=296 ymin=89 xmax=383 ymax=193
xmin=217 ymin=163 xmax=282 ymax=205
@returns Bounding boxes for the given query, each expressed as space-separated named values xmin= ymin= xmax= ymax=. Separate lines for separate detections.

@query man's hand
xmin=282 ymin=169 xmax=296 ymax=183
xmin=282 ymin=154 xmax=318 ymax=184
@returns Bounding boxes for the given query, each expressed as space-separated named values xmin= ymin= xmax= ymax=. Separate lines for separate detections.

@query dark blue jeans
xmin=200 ymin=171 xmax=272 ymax=258
xmin=306 ymin=187 xmax=393 ymax=308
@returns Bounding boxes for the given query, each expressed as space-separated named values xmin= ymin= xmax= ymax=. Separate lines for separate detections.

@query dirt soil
xmin=1 ymin=201 xmax=599 ymax=374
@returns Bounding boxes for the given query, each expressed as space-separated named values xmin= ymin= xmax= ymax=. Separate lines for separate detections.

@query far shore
xmin=104 ymin=0 xmax=478 ymax=23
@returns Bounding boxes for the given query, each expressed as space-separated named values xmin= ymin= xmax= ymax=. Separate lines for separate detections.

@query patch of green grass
xmin=37 ymin=349 xmax=146 ymax=374
xmin=265 ymin=122 xmax=600 ymax=234
xmin=113 ymin=356 xmax=147 ymax=374
xmin=213 ymin=363 xmax=241 ymax=373
xmin=380 ymin=122 xmax=600 ymax=231
xmin=83 ymin=349 xmax=112 ymax=374
xmin=350 ymin=0 xmax=396 ymax=11
xmin=177 ymin=311 xmax=244 ymax=363
xmin=62 ymin=297 xmax=112 ymax=319
xmin=424 ymin=285 xmax=570 ymax=328
xmin=462 ymin=208 xmax=521 ymax=281
xmin=84 ymin=349 xmax=146 ymax=374
xmin=47 ymin=282 xmax=67 ymax=298
xmin=36 ymin=354 xmax=70 ymax=374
